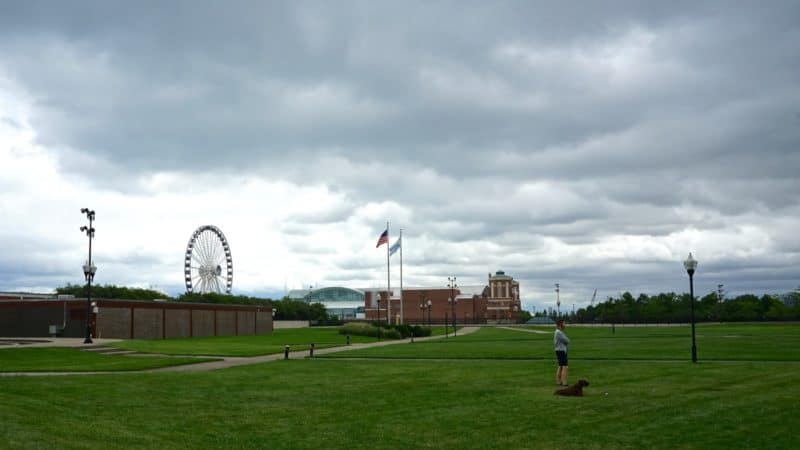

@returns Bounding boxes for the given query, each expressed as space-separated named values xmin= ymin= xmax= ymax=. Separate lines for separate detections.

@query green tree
xmin=56 ymin=284 xmax=169 ymax=300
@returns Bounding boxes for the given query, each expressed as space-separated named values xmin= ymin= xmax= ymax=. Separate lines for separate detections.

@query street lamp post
xmin=448 ymin=276 xmax=457 ymax=337
xmin=555 ymin=283 xmax=560 ymax=317
xmin=80 ymin=208 xmax=96 ymax=344
xmin=426 ymin=299 xmax=432 ymax=326
xmin=419 ymin=291 xmax=427 ymax=325
xmin=683 ymin=252 xmax=698 ymax=363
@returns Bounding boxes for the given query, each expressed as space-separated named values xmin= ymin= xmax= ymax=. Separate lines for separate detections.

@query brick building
xmin=486 ymin=270 xmax=521 ymax=322
xmin=0 ymin=296 xmax=274 ymax=339
xmin=363 ymin=271 xmax=522 ymax=324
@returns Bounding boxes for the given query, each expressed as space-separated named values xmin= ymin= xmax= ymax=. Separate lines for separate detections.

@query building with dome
xmin=286 ymin=286 xmax=366 ymax=319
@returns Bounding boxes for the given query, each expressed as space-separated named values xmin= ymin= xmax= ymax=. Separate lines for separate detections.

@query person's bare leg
xmin=556 ymin=367 xmax=563 ymax=385
xmin=562 ymin=366 xmax=569 ymax=385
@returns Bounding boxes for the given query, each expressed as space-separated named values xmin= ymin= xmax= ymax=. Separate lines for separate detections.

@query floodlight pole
xmin=80 ymin=208 xmax=96 ymax=344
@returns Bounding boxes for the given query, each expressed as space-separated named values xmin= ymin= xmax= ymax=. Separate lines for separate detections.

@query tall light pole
xmin=448 ymin=276 xmax=457 ymax=337
xmin=80 ymin=208 xmax=96 ymax=344
xmin=555 ymin=283 xmax=560 ymax=318
xmin=683 ymin=252 xmax=698 ymax=363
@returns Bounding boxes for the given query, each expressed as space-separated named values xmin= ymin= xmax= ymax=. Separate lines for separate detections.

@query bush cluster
xmin=392 ymin=324 xmax=432 ymax=338
xmin=338 ymin=322 xmax=431 ymax=339
xmin=338 ymin=323 xmax=399 ymax=339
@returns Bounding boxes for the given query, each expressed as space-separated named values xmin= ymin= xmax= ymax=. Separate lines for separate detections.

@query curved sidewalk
xmin=1 ymin=327 xmax=479 ymax=376
xmin=148 ymin=326 xmax=480 ymax=372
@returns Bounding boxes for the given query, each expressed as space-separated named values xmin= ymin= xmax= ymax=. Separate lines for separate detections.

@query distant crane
xmin=590 ymin=289 xmax=597 ymax=306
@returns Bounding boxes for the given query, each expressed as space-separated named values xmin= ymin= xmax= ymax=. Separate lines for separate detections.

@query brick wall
xmin=256 ymin=311 xmax=273 ymax=334
xmin=133 ymin=308 xmax=163 ymax=339
xmin=237 ymin=311 xmax=255 ymax=335
xmin=215 ymin=310 xmax=236 ymax=336
xmin=98 ymin=306 xmax=131 ymax=339
xmin=165 ymin=309 xmax=191 ymax=338
xmin=192 ymin=309 xmax=215 ymax=337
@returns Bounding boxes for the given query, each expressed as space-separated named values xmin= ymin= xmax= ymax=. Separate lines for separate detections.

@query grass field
xmin=107 ymin=327 xmax=376 ymax=357
xmin=0 ymin=348 xmax=218 ymax=372
xmin=107 ymin=326 xmax=450 ymax=357
xmin=321 ymin=323 xmax=800 ymax=361
xmin=1 ymin=323 xmax=797 ymax=449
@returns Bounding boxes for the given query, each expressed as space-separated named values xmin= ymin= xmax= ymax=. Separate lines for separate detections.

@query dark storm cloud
xmin=1 ymin=1 xmax=796 ymax=181
xmin=1 ymin=1 xmax=798 ymax=298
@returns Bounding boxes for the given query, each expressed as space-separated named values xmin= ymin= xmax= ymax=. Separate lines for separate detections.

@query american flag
xmin=375 ymin=229 xmax=389 ymax=247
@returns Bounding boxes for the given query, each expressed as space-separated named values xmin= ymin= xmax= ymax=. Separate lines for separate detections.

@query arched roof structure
xmin=304 ymin=287 xmax=364 ymax=303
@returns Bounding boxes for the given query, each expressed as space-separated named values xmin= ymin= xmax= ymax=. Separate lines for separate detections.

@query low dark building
xmin=0 ymin=296 xmax=274 ymax=339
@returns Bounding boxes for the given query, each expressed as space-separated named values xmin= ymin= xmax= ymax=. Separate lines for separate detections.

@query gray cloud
xmin=0 ymin=1 xmax=798 ymax=301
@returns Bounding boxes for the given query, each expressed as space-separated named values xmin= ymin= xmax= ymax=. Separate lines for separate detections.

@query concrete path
xmin=0 ymin=337 xmax=122 ymax=348
xmin=497 ymin=326 xmax=550 ymax=334
xmin=1 ymin=327 xmax=480 ymax=377
xmin=149 ymin=326 xmax=480 ymax=372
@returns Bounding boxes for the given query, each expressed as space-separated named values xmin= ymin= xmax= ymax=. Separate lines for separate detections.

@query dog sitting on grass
xmin=554 ymin=379 xmax=589 ymax=396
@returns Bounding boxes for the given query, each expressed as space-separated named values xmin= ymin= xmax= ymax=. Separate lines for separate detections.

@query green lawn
xmin=108 ymin=327 xmax=377 ymax=356
xmin=321 ymin=323 xmax=800 ymax=361
xmin=1 ymin=323 xmax=798 ymax=449
xmin=0 ymin=348 xmax=218 ymax=372
xmin=108 ymin=326 xmax=451 ymax=357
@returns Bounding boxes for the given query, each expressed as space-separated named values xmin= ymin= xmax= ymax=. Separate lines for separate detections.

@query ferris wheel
xmin=184 ymin=225 xmax=233 ymax=294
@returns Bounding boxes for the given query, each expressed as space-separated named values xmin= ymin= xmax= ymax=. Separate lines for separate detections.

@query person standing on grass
xmin=554 ymin=319 xmax=570 ymax=386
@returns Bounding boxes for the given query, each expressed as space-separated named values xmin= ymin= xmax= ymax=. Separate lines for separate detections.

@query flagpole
xmin=399 ymin=228 xmax=404 ymax=324
xmin=386 ymin=220 xmax=391 ymax=326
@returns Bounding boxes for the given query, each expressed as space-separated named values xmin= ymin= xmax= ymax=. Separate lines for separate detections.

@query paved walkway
xmin=1 ymin=327 xmax=480 ymax=377
xmin=497 ymin=326 xmax=550 ymax=334
xmin=0 ymin=337 xmax=122 ymax=348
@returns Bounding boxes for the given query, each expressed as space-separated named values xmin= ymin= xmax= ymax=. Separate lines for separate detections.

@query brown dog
xmin=554 ymin=379 xmax=589 ymax=396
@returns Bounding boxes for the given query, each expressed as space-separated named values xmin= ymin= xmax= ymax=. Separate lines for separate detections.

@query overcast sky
xmin=1 ymin=1 xmax=798 ymax=312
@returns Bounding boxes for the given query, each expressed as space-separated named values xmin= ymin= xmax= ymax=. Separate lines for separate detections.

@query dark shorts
xmin=555 ymin=350 xmax=568 ymax=366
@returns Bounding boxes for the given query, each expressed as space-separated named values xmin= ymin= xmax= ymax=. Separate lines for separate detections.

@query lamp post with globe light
xmin=684 ymin=252 xmax=698 ymax=363
xmin=426 ymin=299 xmax=432 ymax=326
xmin=418 ymin=291 xmax=427 ymax=325
xmin=448 ymin=276 xmax=457 ymax=337
xmin=555 ymin=283 xmax=560 ymax=317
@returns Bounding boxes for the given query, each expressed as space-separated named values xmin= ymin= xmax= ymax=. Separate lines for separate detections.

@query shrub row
xmin=338 ymin=322 xmax=432 ymax=339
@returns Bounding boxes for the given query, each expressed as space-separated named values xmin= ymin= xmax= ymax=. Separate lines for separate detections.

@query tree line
xmin=536 ymin=290 xmax=800 ymax=323
xmin=55 ymin=284 xmax=337 ymax=323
